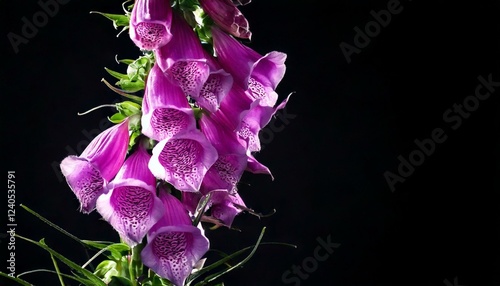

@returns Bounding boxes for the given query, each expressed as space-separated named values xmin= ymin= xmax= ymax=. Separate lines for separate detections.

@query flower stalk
xmin=130 ymin=243 xmax=144 ymax=286
xmin=0 ymin=0 xmax=296 ymax=285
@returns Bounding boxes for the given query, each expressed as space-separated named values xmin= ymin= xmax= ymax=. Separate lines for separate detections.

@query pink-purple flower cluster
xmin=60 ymin=0 xmax=289 ymax=284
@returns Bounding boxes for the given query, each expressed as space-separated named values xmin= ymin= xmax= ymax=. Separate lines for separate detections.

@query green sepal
xmin=117 ymin=79 xmax=145 ymax=93
xmin=129 ymin=130 xmax=142 ymax=151
xmin=109 ymin=53 xmax=154 ymax=92
xmin=106 ymin=243 xmax=131 ymax=260
xmin=118 ymin=101 xmax=142 ymax=117
xmin=119 ymin=59 xmax=135 ymax=65
xmin=193 ymin=107 xmax=205 ymax=121
xmin=101 ymin=78 xmax=144 ymax=104
xmin=105 ymin=67 xmax=129 ymax=81
xmin=118 ymin=113 xmax=142 ymax=151
xmin=109 ymin=113 xmax=127 ymax=124
xmin=108 ymin=100 xmax=142 ymax=125
xmin=127 ymin=54 xmax=154 ymax=81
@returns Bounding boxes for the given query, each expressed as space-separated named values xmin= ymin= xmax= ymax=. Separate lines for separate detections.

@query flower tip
xmin=60 ymin=156 xmax=80 ymax=177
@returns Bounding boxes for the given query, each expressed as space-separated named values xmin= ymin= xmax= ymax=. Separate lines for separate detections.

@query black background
xmin=2 ymin=0 xmax=500 ymax=285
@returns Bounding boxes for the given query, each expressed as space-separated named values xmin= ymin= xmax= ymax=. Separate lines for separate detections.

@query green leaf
xmin=82 ymin=241 xmax=130 ymax=261
xmin=20 ymin=204 xmax=82 ymax=243
xmin=50 ymin=253 xmax=65 ymax=286
xmin=16 ymin=235 xmax=107 ymax=286
xmin=17 ymin=269 xmax=93 ymax=285
xmin=90 ymin=11 xmax=130 ymax=29
xmin=80 ymin=240 xmax=115 ymax=250
xmin=0 ymin=271 xmax=33 ymax=286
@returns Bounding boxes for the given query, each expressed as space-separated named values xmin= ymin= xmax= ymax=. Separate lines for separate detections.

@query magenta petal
xmin=206 ymin=189 xmax=246 ymax=226
xmin=217 ymin=84 xmax=253 ymax=130
xmin=236 ymin=120 xmax=260 ymax=152
xmin=252 ymin=51 xmax=287 ymax=90
xmin=155 ymin=12 xmax=210 ymax=97
xmin=79 ymin=118 xmax=130 ymax=181
xmin=141 ymin=224 xmax=209 ymax=286
xmin=181 ymin=191 xmax=203 ymax=218
xmin=142 ymin=65 xmax=197 ymax=141
xmin=96 ymin=180 xmax=164 ymax=246
xmin=129 ymin=0 xmax=173 ymax=50
xmin=154 ymin=190 xmax=192 ymax=230
xmin=212 ymin=26 xmax=286 ymax=92
xmin=199 ymin=112 xmax=246 ymax=155
xmin=196 ymin=68 xmax=233 ymax=113
xmin=60 ymin=156 xmax=105 ymax=214
xmin=199 ymin=0 xmax=252 ymax=39
xmin=150 ymin=190 xmax=192 ymax=232
xmin=201 ymin=154 xmax=247 ymax=194
xmin=96 ymin=144 xmax=163 ymax=246
xmin=142 ymin=191 xmax=209 ymax=286
xmin=157 ymin=12 xmax=206 ymax=65
xmin=165 ymin=60 xmax=210 ymax=98
xmin=60 ymin=119 xmax=130 ymax=214
xmin=113 ymin=144 xmax=157 ymax=187
xmin=246 ymin=77 xmax=279 ymax=107
xmin=149 ymin=130 xmax=218 ymax=192
xmin=246 ymin=154 xmax=274 ymax=180
xmin=238 ymin=94 xmax=291 ymax=152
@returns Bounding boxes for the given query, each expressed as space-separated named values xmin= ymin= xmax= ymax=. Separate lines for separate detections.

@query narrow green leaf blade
xmin=17 ymin=269 xmax=94 ymax=285
xmin=20 ymin=204 xmax=82 ymax=245
xmin=16 ymin=235 xmax=107 ymax=286
xmin=0 ymin=271 xmax=32 ymax=286
xmin=191 ymin=227 xmax=267 ymax=285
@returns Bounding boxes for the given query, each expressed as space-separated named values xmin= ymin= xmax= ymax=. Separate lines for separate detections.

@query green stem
xmin=129 ymin=243 xmax=144 ymax=286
